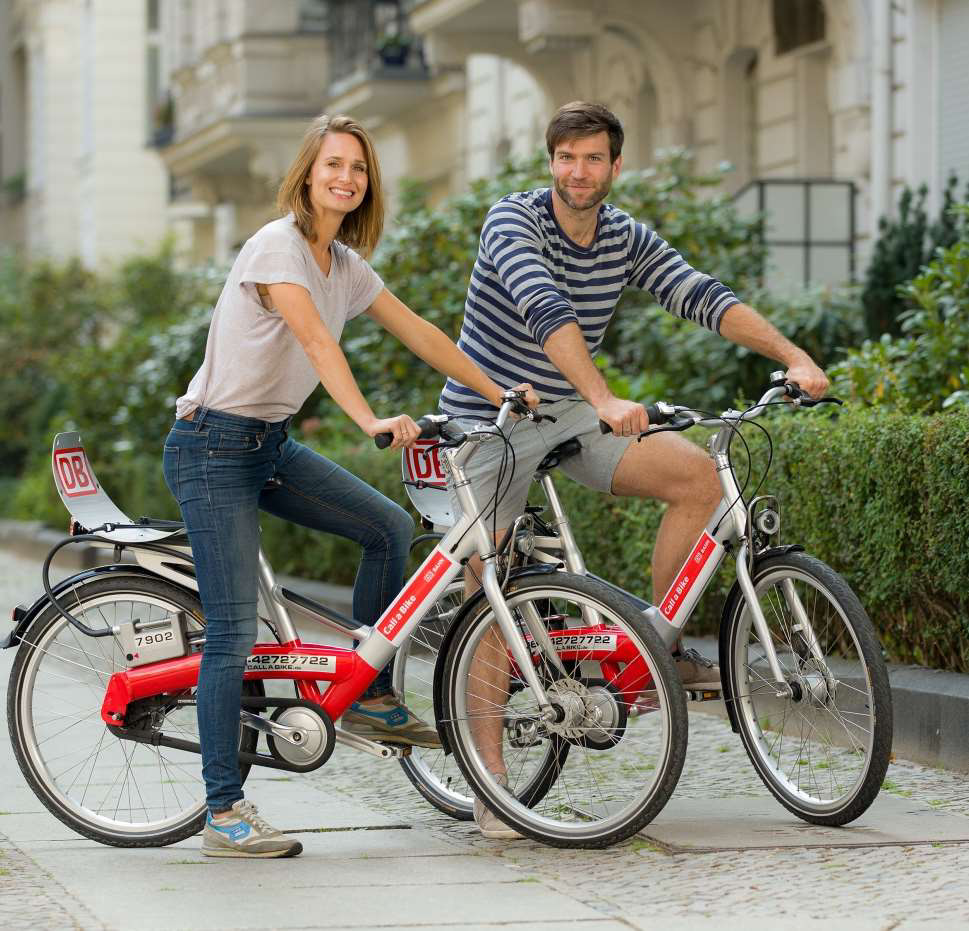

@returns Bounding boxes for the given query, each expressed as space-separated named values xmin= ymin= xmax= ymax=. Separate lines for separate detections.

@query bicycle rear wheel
xmin=723 ymin=552 xmax=892 ymax=825
xmin=394 ymin=579 xmax=570 ymax=820
xmin=7 ymin=575 xmax=262 ymax=847
xmin=440 ymin=572 xmax=687 ymax=848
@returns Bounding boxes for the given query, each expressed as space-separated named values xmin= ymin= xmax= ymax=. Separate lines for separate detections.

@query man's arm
xmin=543 ymin=323 xmax=650 ymax=434
xmin=544 ymin=302 xmax=830 ymax=436
xmin=718 ymin=302 xmax=829 ymax=398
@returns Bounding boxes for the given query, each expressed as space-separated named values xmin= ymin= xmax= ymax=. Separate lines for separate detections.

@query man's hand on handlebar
xmin=784 ymin=355 xmax=829 ymax=400
xmin=596 ymin=396 xmax=650 ymax=437
xmin=366 ymin=414 xmax=422 ymax=450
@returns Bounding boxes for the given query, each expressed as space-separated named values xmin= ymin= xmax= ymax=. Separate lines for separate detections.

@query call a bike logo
xmin=378 ymin=552 xmax=453 ymax=640
xmin=661 ymin=533 xmax=717 ymax=621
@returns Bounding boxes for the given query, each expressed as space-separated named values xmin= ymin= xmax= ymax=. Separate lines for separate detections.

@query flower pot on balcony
xmin=377 ymin=36 xmax=411 ymax=67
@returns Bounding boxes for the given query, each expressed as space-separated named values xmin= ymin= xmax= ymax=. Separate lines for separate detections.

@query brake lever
xmin=800 ymin=396 xmax=844 ymax=408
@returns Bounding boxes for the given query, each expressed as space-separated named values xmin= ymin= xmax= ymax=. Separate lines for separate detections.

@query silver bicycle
xmin=395 ymin=373 xmax=894 ymax=827
xmin=5 ymin=392 xmax=687 ymax=849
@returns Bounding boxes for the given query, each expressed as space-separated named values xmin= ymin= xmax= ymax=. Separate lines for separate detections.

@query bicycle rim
xmin=443 ymin=575 xmax=686 ymax=846
xmin=394 ymin=581 xmax=473 ymax=817
xmin=729 ymin=558 xmax=890 ymax=818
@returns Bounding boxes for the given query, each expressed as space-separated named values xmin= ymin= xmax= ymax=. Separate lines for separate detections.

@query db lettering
xmin=55 ymin=451 xmax=96 ymax=497
xmin=408 ymin=442 xmax=446 ymax=484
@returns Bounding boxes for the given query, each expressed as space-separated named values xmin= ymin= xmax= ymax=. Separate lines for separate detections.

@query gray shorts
xmin=446 ymin=397 xmax=634 ymax=530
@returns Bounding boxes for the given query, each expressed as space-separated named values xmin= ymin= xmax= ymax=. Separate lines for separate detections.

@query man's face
xmin=549 ymin=131 xmax=621 ymax=211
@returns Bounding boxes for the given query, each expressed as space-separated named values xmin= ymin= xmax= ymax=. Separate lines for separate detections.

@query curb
xmin=2 ymin=519 xmax=966 ymax=772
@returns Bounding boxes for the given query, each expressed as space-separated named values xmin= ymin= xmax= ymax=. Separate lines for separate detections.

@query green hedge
xmin=550 ymin=405 xmax=969 ymax=672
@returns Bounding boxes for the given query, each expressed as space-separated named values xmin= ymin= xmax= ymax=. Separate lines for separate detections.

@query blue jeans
xmin=162 ymin=408 xmax=413 ymax=813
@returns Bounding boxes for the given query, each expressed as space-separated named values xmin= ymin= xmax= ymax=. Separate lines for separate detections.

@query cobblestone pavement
xmin=2 ymin=549 xmax=969 ymax=929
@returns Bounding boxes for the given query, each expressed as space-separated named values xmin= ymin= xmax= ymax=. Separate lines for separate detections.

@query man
xmin=440 ymin=101 xmax=828 ymax=837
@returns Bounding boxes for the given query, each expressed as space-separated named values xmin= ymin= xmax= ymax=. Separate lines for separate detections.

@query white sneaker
xmin=473 ymin=775 xmax=523 ymax=840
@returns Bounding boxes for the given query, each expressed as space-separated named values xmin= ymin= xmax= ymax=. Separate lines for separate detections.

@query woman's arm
xmin=267 ymin=282 xmax=419 ymax=447
xmin=365 ymin=288 xmax=536 ymax=408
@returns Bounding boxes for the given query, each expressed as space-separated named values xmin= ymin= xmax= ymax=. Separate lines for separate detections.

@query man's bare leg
xmin=466 ymin=432 xmax=719 ymax=774
xmin=610 ymin=431 xmax=722 ymax=641
xmin=465 ymin=546 xmax=508 ymax=777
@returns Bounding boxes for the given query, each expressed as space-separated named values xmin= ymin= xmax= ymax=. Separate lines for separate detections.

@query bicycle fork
xmin=713 ymin=443 xmax=831 ymax=697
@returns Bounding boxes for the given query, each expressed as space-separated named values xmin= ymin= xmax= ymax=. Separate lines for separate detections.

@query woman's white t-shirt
xmin=176 ymin=214 xmax=384 ymax=422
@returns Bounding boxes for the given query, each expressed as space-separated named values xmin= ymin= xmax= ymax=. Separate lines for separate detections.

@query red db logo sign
xmin=53 ymin=449 xmax=97 ymax=498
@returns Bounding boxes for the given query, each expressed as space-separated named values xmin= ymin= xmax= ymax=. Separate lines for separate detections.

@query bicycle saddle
xmin=536 ymin=437 xmax=583 ymax=473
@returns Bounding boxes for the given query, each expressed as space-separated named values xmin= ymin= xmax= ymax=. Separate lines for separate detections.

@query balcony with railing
xmin=325 ymin=0 xmax=431 ymax=122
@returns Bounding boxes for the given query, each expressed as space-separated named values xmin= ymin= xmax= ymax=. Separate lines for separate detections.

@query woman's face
xmin=306 ymin=132 xmax=369 ymax=218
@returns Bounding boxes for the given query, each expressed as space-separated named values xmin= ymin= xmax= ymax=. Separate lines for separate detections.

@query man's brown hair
xmin=276 ymin=113 xmax=384 ymax=256
xmin=546 ymin=101 xmax=624 ymax=163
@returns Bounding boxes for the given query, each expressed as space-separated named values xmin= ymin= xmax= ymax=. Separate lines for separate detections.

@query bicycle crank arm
xmin=333 ymin=726 xmax=411 ymax=759
xmin=239 ymin=710 xmax=304 ymax=746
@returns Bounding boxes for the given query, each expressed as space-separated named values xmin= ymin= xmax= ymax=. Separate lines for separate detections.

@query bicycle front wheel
xmin=440 ymin=572 xmax=687 ymax=848
xmin=724 ymin=552 xmax=892 ymax=825
xmin=7 ymin=575 xmax=261 ymax=847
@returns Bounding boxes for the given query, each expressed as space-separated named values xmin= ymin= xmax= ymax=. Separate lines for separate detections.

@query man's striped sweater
xmin=439 ymin=187 xmax=739 ymax=416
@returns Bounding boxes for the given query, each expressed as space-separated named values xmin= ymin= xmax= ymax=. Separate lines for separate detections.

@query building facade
xmin=0 ymin=0 xmax=170 ymax=267
xmin=1 ymin=0 xmax=967 ymax=283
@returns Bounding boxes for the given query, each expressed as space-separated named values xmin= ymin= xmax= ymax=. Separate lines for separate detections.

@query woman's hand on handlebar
xmin=367 ymin=414 xmax=422 ymax=449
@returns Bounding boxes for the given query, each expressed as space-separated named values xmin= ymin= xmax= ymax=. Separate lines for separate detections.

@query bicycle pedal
xmin=685 ymin=688 xmax=722 ymax=702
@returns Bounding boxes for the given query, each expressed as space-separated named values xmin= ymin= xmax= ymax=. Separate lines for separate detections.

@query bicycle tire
xmin=440 ymin=572 xmax=687 ymax=848
xmin=394 ymin=579 xmax=570 ymax=820
xmin=7 ymin=574 xmax=261 ymax=847
xmin=722 ymin=552 xmax=892 ymax=825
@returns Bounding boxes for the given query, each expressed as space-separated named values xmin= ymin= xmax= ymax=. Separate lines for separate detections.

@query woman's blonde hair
xmin=276 ymin=113 xmax=384 ymax=256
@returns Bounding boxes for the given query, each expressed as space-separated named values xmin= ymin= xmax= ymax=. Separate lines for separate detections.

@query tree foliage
xmin=832 ymin=204 xmax=969 ymax=412
xmin=861 ymin=175 xmax=967 ymax=338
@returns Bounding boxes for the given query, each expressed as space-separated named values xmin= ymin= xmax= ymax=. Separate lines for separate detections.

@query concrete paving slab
xmin=319 ymin=923 xmax=632 ymax=931
xmin=23 ymin=841 xmax=601 ymax=931
xmin=642 ymin=794 xmax=969 ymax=852
xmin=623 ymin=919 xmax=911 ymax=931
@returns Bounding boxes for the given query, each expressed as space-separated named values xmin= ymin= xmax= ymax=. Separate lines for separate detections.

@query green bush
xmin=832 ymin=204 xmax=969 ymax=413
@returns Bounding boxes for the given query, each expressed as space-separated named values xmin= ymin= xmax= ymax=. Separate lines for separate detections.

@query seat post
xmin=257 ymin=549 xmax=299 ymax=643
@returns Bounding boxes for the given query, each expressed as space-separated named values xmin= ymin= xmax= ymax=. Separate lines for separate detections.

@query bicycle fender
xmin=431 ymin=563 xmax=560 ymax=754
xmin=718 ymin=545 xmax=805 ymax=734
xmin=1 ymin=564 xmax=195 ymax=649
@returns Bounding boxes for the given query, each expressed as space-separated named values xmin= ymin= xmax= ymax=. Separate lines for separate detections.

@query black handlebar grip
xmin=374 ymin=415 xmax=443 ymax=449
xmin=598 ymin=403 xmax=668 ymax=434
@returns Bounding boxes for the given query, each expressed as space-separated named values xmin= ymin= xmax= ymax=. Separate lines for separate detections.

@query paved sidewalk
xmin=2 ymin=549 xmax=969 ymax=930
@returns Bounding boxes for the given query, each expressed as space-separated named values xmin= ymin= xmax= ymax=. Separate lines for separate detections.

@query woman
xmin=164 ymin=113 xmax=534 ymax=859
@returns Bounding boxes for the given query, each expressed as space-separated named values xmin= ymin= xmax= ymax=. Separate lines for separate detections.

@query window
xmin=734 ymin=179 xmax=855 ymax=290
xmin=773 ymin=0 xmax=825 ymax=56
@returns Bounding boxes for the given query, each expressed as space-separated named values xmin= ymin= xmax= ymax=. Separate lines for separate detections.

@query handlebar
xmin=598 ymin=378 xmax=843 ymax=437
xmin=374 ymin=415 xmax=449 ymax=450
xmin=373 ymin=390 xmax=545 ymax=450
